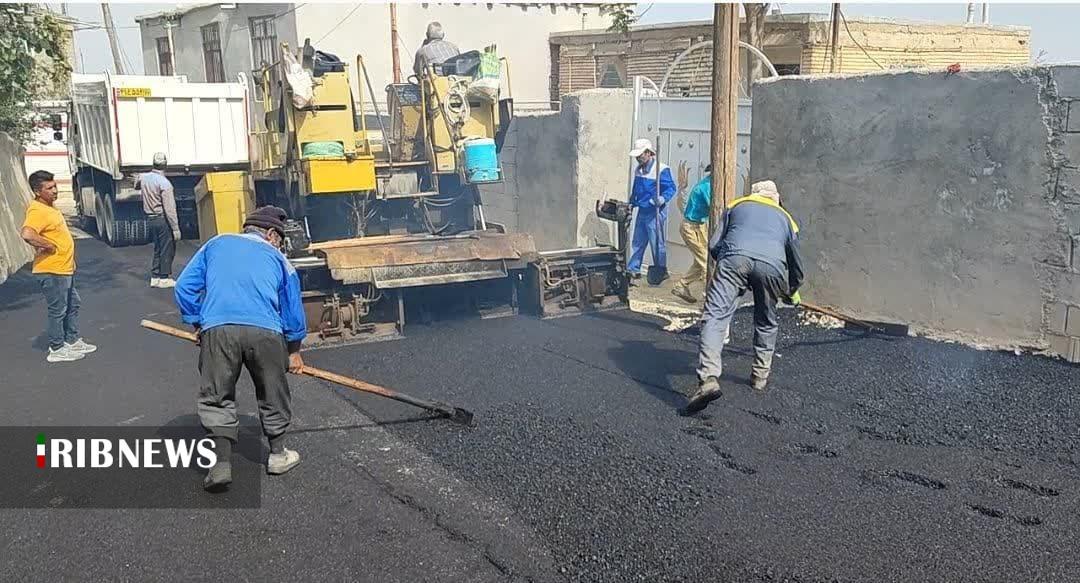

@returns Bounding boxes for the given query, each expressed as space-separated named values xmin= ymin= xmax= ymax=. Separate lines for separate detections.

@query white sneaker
xmin=149 ymin=277 xmax=160 ymax=288
xmin=267 ymin=448 xmax=301 ymax=475
xmin=65 ymin=338 xmax=97 ymax=354
xmin=47 ymin=346 xmax=85 ymax=363
xmin=155 ymin=277 xmax=176 ymax=289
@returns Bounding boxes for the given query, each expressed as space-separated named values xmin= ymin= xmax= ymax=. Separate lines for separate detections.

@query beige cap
xmin=751 ymin=180 xmax=779 ymax=202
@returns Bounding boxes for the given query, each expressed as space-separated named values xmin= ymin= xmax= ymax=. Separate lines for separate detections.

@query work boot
xmin=751 ymin=375 xmax=768 ymax=392
xmin=671 ymin=282 xmax=697 ymax=304
xmin=684 ymin=377 xmax=722 ymax=414
xmin=203 ymin=461 xmax=232 ymax=492
xmin=267 ymin=448 xmax=301 ymax=475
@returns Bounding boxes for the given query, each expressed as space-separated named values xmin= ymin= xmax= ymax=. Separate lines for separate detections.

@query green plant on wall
xmin=0 ymin=5 xmax=70 ymax=140
xmin=601 ymin=4 xmax=637 ymax=34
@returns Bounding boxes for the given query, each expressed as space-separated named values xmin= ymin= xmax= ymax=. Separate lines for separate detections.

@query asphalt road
xmin=1 ymin=238 xmax=1078 ymax=582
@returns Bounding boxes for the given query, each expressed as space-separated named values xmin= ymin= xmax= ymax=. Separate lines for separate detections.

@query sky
xmin=58 ymin=2 xmax=1080 ymax=75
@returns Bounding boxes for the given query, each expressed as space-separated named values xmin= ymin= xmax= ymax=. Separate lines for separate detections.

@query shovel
xmin=141 ymin=319 xmax=474 ymax=425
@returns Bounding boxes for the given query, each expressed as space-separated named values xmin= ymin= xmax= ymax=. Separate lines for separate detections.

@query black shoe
xmin=683 ymin=377 xmax=722 ymax=414
xmin=203 ymin=461 xmax=232 ymax=492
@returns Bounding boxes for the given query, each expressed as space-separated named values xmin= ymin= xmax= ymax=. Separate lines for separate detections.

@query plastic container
xmin=463 ymin=138 xmax=500 ymax=183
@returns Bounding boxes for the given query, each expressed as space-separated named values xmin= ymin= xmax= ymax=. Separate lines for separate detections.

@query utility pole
xmin=390 ymin=4 xmax=401 ymax=83
xmin=707 ymin=3 xmax=740 ymax=280
xmin=981 ymin=3 xmax=990 ymax=24
xmin=101 ymin=3 xmax=125 ymax=75
xmin=829 ymin=3 xmax=841 ymax=73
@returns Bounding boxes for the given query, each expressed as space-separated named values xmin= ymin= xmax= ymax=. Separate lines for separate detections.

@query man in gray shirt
xmin=138 ymin=152 xmax=180 ymax=288
xmin=413 ymin=22 xmax=460 ymax=77
xmin=685 ymin=180 xmax=805 ymax=413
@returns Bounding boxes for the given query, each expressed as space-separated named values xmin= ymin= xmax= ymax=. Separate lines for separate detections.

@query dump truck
xmin=68 ymin=73 xmax=250 ymax=246
xmin=194 ymin=42 xmax=631 ymax=344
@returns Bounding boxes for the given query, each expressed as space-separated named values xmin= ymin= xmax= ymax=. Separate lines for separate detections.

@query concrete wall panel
xmin=752 ymin=66 xmax=1080 ymax=356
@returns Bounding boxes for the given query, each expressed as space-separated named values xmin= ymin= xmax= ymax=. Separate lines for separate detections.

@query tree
xmin=0 ymin=5 xmax=70 ymax=140
xmin=601 ymin=4 xmax=637 ymax=34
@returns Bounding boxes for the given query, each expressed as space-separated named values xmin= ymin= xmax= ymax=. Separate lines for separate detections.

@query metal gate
xmin=630 ymin=77 xmax=752 ymax=274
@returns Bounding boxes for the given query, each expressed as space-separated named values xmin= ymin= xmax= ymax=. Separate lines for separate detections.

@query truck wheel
xmin=95 ymin=194 xmax=151 ymax=247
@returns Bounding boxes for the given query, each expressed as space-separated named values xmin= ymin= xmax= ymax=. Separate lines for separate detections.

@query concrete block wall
xmin=0 ymin=133 xmax=34 ymax=285
xmin=484 ymin=89 xmax=635 ymax=251
xmin=751 ymin=65 xmax=1080 ymax=362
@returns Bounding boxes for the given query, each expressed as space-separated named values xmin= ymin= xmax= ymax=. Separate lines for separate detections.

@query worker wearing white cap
xmin=138 ymin=152 xmax=180 ymax=288
xmin=627 ymin=138 xmax=677 ymax=282
xmin=685 ymin=179 xmax=805 ymax=413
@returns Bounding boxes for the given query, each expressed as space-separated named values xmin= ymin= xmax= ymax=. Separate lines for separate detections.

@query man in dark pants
xmin=174 ymin=206 xmax=307 ymax=491
xmin=138 ymin=152 xmax=179 ymax=288
xmin=20 ymin=170 xmax=97 ymax=363
xmin=685 ymin=181 xmax=804 ymax=413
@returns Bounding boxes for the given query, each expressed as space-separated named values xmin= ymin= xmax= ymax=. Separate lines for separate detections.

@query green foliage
xmin=601 ymin=4 xmax=637 ymax=34
xmin=0 ymin=5 xmax=70 ymax=140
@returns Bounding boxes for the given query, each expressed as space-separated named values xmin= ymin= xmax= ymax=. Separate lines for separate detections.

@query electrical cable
xmin=315 ymin=4 xmax=361 ymax=45
xmin=838 ymin=8 xmax=885 ymax=70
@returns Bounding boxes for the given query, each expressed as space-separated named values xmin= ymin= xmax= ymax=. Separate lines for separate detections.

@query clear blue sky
xmin=61 ymin=3 xmax=1080 ymax=74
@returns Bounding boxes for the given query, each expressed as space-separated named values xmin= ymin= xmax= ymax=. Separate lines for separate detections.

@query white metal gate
xmin=630 ymin=77 xmax=752 ymax=274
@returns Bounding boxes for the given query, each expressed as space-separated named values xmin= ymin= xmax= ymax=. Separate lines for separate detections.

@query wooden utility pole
xmin=707 ymin=3 xmax=740 ymax=280
xmin=390 ymin=4 xmax=401 ymax=83
xmin=829 ymin=3 xmax=841 ymax=73
xmin=101 ymin=3 xmax=125 ymax=75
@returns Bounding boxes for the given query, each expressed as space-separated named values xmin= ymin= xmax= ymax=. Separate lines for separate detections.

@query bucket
xmin=463 ymin=138 xmax=500 ymax=183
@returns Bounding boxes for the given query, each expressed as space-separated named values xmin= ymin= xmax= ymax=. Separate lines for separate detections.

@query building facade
xmin=549 ymin=14 xmax=1032 ymax=100
xmin=137 ymin=2 xmax=604 ymax=124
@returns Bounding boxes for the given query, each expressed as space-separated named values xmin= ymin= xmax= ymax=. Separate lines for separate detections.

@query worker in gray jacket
xmin=138 ymin=152 xmax=180 ymax=288
xmin=686 ymin=180 xmax=804 ymax=413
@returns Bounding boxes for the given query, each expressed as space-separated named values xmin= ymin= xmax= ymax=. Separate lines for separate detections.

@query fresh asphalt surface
xmin=1 ymin=238 xmax=1079 ymax=582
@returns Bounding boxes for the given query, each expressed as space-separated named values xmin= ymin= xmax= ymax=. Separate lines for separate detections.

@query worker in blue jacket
xmin=174 ymin=206 xmax=307 ymax=491
xmin=685 ymin=180 xmax=805 ymax=414
xmin=627 ymin=138 xmax=677 ymax=281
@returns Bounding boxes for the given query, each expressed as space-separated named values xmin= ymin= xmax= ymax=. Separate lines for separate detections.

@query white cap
xmin=628 ymin=138 xmax=653 ymax=158
xmin=152 ymin=152 xmax=168 ymax=167
xmin=751 ymin=180 xmax=780 ymax=202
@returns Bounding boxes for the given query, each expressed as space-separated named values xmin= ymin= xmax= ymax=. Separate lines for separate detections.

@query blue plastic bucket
xmin=463 ymin=138 xmax=501 ymax=183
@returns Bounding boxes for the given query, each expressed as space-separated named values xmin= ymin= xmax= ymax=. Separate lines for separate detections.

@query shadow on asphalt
xmin=0 ymin=250 xmax=147 ymax=314
xmin=159 ymin=414 xmax=268 ymax=468
xmin=605 ymin=339 xmax=696 ymax=411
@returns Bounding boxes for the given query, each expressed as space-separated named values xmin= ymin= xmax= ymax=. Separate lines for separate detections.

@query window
xmin=201 ymin=23 xmax=226 ymax=83
xmin=249 ymin=15 xmax=278 ymax=100
xmin=156 ymin=37 xmax=173 ymax=76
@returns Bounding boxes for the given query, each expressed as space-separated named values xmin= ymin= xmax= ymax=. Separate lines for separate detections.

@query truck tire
xmin=94 ymin=192 xmax=151 ymax=247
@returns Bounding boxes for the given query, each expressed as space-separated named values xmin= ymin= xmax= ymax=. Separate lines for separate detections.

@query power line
xmin=315 ymin=4 xmax=361 ymax=45
xmin=838 ymin=8 xmax=885 ymax=70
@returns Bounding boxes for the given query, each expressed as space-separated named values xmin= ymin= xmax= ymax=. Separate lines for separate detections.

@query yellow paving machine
xmin=200 ymin=41 xmax=630 ymax=344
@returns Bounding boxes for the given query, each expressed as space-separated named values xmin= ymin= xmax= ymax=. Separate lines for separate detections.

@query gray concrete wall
xmin=751 ymin=65 xmax=1080 ymax=361
xmin=484 ymin=89 xmax=634 ymax=251
xmin=0 ymin=133 xmax=34 ymax=284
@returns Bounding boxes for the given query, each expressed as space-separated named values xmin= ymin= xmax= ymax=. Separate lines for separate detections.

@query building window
xmin=598 ymin=63 xmax=623 ymax=88
xmin=249 ymin=15 xmax=278 ymax=100
xmin=156 ymin=36 xmax=173 ymax=76
xmin=201 ymin=23 xmax=226 ymax=83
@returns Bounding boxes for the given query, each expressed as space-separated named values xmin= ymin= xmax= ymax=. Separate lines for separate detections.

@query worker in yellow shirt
xmin=20 ymin=170 xmax=97 ymax=363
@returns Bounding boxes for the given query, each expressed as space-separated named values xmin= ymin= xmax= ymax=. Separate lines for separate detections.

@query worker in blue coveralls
xmin=175 ymin=206 xmax=307 ymax=492
xmin=627 ymin=138 xmax=677 ymax=283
